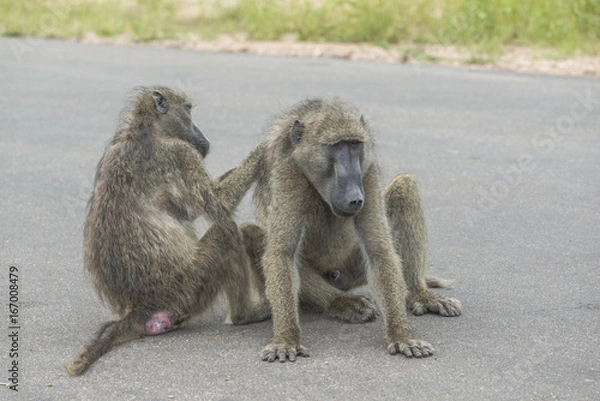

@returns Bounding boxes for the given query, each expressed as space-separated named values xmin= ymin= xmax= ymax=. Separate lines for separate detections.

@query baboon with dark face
xmin=65 ymin=87 xmax=268 ymax=376
xmin=252 ymin=98 xmax=462 ymax=362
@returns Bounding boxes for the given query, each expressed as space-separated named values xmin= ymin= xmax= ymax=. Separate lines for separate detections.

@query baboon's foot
xmin=261 ymin=342 xmax=309 ymax=363
xmin=229 ymin=303 xmax=272 ymax=325
xmin=327 ymin=295 xmax=378 ymax=323
xmin=388 ymin=338 xmax=434 ymax=358
xmin=144 ymin=310 xmax=180 ymax=335
xmin=409 ymin=292 xmax=462 ymax=317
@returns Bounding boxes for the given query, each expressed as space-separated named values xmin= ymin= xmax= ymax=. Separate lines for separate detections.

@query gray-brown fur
xmin=384 ymin=175 xmax=462 ymax=316
xmin=65 ymin=86 xmax=268 ymax=376
xmin=250 ymin=98 xmax=461 ymax=362
xmin=325 ymin=175 xmax=460 ymax=314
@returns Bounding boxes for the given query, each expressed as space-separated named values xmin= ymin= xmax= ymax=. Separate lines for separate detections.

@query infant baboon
xmin=65 ymin=87 xmax=268 ymax=376
xmin=252 ymin=98 xmax=461 ymax=362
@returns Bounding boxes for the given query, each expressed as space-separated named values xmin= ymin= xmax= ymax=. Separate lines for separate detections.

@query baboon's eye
xmin=184 ymin=104 xmax=192 ymax=112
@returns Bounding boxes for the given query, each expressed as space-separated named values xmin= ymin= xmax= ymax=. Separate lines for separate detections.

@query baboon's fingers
xmin=278 ymin=349 xmax=288 ymax=363
xmin=261 ymin=350 xmax=276 ymax=362
xmin=260 ymin=344 xmax=309 ymax=363
xmin=260 ymin=345 xmax=282 ymax=362
xmin=293 ymin=345 xmax=309 ymax=359
xmin=286 ymin=345 xmax=310 ymax=362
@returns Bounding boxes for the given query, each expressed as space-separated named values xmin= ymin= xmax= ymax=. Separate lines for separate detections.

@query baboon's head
xmin=150 ymin=88 xmax=210 ymax=157
xmin=134 ymin=87 xmax=210 ymax=157
xmin=290 ymin=105 xmax=372 ymax=217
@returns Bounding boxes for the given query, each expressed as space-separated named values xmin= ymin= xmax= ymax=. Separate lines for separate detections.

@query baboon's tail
xmin=65 ymin=311 xmax=145 ymax=377
xmin=425 ymin=275 xmax=454 ymax=288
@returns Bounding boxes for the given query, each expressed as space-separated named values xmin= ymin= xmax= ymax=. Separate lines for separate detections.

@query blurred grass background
xmin=1 ymin=0 xmax=599 ymax=55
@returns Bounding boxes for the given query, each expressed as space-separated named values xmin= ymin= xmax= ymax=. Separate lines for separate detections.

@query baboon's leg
xmin=65 ymin=310 xmax=148 ymax=377
xmin=147 ymin=224 xmax=251 ymax=333
xmin=236 ymin=223 xmax=376 ymax=324
xmin=384 ymin=174 xmax=462 ymax=317
xmin=187 ymin=223 xmax=247 ymax=322
xmin=212 ymin=223 xmax=271 ymax=325
xmin=299 ymin=262 xmax=378 ymax=323
xmin=240 ymin=223 xmax=267 ymax=299
xmin=65 ymin=225 xmax=241 ymax=377
xmin=223 ymin=223 xmax=271 ymax=324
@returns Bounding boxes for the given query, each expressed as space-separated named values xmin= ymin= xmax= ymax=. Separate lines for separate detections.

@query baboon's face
xmin=190 ymin=122 xmax=210 ymax=158
xmin=326 ymin=140 xmax=365 ymax=217
xmin=292 ymin=120 xmax=367 ymax=217
xmin=152 ymin=90 xmax=211 ymax=157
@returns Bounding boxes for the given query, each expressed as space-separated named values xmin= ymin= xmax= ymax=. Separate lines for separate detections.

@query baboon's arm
xmin=355 ymin=168 xmax=412 ymax=340
xmin=171 ymin=143 xmax=233 ymax=226
xmin=215 ymin=142 xmax=267 ymax=214
xmin=262 ymin=166 xmax=310 ymax=346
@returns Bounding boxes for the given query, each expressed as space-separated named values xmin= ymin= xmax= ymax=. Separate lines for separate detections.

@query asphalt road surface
xmin=1 ymin=37 xmax=599 ymax=401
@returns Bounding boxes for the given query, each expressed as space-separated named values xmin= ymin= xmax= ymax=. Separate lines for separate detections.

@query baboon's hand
xmin=327 ymin=295 xmax=378 ymax=323
xmin=387 ymin=338 xmax=433 ymax=358
xmin=261 ymin=343 xmax=309 ymax=363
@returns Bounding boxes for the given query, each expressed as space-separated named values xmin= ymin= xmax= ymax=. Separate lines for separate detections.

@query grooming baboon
xmin=65 ymin=87 xmax=268 ymax=376
xmin=252 ymin=98 xmax=461 ymax=362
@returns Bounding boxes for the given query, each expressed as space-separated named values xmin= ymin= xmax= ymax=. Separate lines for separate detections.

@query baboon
xmin=251 ymin=98 xmax=462 ymax=362
xmin=65 ymin=86 xmax=268 ymax=376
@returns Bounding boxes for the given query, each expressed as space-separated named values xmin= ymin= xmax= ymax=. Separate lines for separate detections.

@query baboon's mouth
xmin=331 ymin=204 xmax=360 ymax=218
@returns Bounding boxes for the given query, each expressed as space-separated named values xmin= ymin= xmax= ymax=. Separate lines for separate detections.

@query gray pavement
xmin=1 ymin=37 xmax=599 ymax=401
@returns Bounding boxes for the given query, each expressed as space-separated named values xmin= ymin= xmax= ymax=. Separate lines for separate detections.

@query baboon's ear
xmin=359 ymin=114 xmax=366 ymax=127
xmin=291 ymin=120 xmax=304 ymax=145
xmin=152 ymin=90 xmax=169 ymax=114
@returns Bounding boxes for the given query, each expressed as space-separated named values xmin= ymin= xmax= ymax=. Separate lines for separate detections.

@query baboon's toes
xmin=438 ymin=298 xmax=463 ymax=317
xmin=388 ymin=339 xmax=434 ymax=358
xmin=328 ymin=295 xmax=378 ymax=323
xmin=410 ymin=296 xmax=463 ymax=317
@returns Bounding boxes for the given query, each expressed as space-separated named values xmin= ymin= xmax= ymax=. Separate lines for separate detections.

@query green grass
xmin=1 ymin=0 xmax=598 ymax=55
xmin=0 ymin=0 xmax=173 ymax=40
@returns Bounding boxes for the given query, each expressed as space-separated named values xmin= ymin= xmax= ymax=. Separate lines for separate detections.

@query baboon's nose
xmin=350 ymin=198 xmax=363 ymax=208
xmin=347 ymin=198 xmax=364 ymax=213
